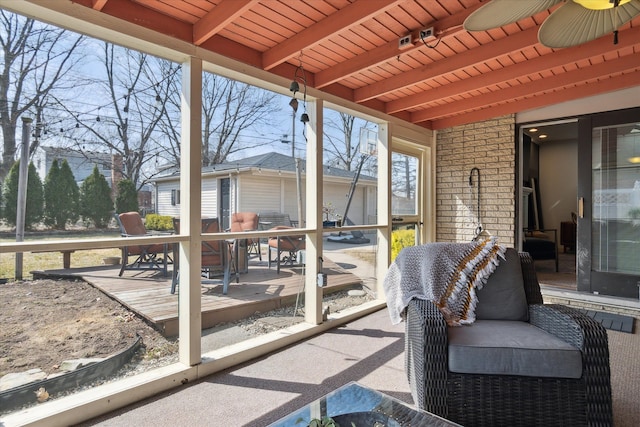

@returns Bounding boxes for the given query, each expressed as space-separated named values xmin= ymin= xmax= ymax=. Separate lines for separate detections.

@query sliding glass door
xmin=578 ymin=107 xmax=640 ymax=298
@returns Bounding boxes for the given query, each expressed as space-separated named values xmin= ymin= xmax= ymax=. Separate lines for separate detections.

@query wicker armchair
xmin=404 ymin=251 xmax=612 ymax=427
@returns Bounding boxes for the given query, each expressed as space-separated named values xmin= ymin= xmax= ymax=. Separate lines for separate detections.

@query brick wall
xmin=435 ymin=115 xmax=516 ymax=246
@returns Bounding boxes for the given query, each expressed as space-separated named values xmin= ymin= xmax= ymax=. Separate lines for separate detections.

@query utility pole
xmin=15 ymin=117 xmax=32 ymax=280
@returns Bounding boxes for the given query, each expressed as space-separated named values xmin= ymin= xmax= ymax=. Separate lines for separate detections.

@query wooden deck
xmin=34 ymin=256 xmax=363 ymax=336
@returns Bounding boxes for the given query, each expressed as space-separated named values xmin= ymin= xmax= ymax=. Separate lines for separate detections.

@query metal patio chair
xmin=115 ymin=211 xmax=170 ymax=277
xmin=171 ymin=217 xmax=233 ymax=294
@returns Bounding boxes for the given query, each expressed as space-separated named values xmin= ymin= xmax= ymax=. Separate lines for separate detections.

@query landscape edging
xmin=0 ymin=335 xmax=142 ymax=413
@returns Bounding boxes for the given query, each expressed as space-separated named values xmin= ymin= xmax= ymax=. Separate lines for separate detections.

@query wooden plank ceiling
xmin=47 ymin=0 xmax=640 ymax=129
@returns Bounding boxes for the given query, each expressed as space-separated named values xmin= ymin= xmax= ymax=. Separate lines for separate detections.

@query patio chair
xmin=171 ymin=217 xmax=234 ymax=295
xmin=230 ymin=212 xmax=261 ymax=260
xmin=258 ymin=212 xmax=306 ymax=273
xmin=401 ymin=248 xmax=612 ymax=426
xmin=267 ymin=225 xmax=306 ymax=273
xmin=115 ymin=212 xmax=170 ymax=277
xmin=257 ymin=211 xmax=294 ymax=230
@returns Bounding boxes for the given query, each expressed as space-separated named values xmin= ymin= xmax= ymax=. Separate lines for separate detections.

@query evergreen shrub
xmin=80 ymin=165 xmax=113 ymax=228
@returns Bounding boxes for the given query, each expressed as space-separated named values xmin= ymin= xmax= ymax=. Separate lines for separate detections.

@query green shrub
xmin=144 ymin=214 xmax=174 ymax=231
xmin=391 ymin=228 xmax=415 ymax=261
xmin=80 ymin=165 xmax=113 ymax=228
xmin=44 ymin=159 xmax=79 ymax=230
xmin=3 ymin=161 xmax=44 ymax=229
xmin=114 ymin=179 xmax=138 ymax=214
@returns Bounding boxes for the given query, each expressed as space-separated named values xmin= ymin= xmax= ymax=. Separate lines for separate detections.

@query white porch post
xmin=305 ymin=99 xmax=323 ymax=324
xmin=377 ymin=123 xmax=391 ymax=298
xmin=179 ymin=57 xmax=203 ymax=365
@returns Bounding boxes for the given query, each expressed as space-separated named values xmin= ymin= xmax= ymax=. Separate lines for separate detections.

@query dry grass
xmin=0 ymin=249 xmax=122 ymax=280
xmin=0 ymin=230 xmax=121 ymax=280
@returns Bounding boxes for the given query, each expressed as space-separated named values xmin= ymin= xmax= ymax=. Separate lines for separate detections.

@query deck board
xmin=34 ymin=257 xmax=362 ymax=336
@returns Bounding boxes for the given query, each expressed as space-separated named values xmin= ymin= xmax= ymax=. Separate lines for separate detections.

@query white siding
xmin=323 ymin=182 xmax=366 ymax=224
xmin=201 ymin=178 xmax=218 ymax=217
xmin=156 ymin=181 xmax=181 ymax=217
xmin=155 ymin=173 xmax=376 ymax=224
xmin=34 ymin=147 xmax=112 ymax=186
xmin=238 ymin=175 xmax=284 ymax=215
xmin=283 ymin=178 xmax=303 ymax=222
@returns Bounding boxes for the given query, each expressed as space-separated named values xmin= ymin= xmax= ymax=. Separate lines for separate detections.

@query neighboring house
xmin=33 ymin=147 xmax=154 ymax=213
xmin=32 ymin=146 xmax=118 ymax=188
xmin=152 ymin=152 xmax=377 ymax=230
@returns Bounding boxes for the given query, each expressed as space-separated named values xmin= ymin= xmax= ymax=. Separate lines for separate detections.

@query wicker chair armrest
xmin=529 ymin=303 xmax=612 ymax=424
xmin=405 ymin=298 xmax=449 ymax=414
xmin=518 ymin=252 xmax=544 ymax=304
xmin=529 ymin=304 xmax=602 ymax=350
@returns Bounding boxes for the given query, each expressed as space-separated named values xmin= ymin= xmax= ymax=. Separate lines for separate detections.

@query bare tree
xmin=392 ymin=154 xmax=415 ymax=199
xmin=0 ymin=11 xmax=85 ymax=180
xmin=324 ymin=112 xmax=358 ymax=171
xmin=59 ymin=43 xmax=178 ymax=189
xmin=160 ymin=71 xmax=281 ymax=167
xmin=323 ymin=111 xmax=379 ymax=175
xmin=203 ymin=75 xmax=280 ymax=165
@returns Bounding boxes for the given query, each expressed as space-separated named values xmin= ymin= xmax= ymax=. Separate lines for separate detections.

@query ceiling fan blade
xmin=464 ymin=0 xmax=562 ymax=31
xmin=538 ymin=0 xmax=640 ymax=48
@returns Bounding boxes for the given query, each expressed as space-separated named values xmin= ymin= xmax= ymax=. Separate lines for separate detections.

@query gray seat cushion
xmin=448 ymin=320 xmax=582 ymax=379
xmin=475 ymin=247 xmax=528 ymax=321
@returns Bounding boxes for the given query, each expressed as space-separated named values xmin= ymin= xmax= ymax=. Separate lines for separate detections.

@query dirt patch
xmin=1 ymin=278 xmax=373 ymax=414
xmin=1 ymin=279 xmax=373 ymax=380
xmin=0 ymin=279 xmax=174 ymax=379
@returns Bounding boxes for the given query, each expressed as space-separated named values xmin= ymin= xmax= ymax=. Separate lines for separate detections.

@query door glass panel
xmin=391 ymin=152 xmax=419 ymax=259
xmin=391 ymin=153 xmax=418 ymax=216
xmin=591 ymin=122 xmax=640 ymax=274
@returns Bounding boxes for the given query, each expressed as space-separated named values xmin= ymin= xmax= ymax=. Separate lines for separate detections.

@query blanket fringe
xmin=442 ymin=237 xmax=506 ymax=325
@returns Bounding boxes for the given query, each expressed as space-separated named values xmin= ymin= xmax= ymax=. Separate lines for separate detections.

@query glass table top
xmin=268 ymin=382 xmax=460 ymax=426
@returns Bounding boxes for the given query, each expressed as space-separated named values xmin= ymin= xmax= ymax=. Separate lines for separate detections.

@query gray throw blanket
xmin=383 ymin=238 xmax=506 ymax=325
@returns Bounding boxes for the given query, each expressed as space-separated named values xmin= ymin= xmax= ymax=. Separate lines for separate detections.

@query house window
xmin=171 ymin=189 xmax=180 ymax=206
